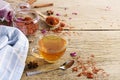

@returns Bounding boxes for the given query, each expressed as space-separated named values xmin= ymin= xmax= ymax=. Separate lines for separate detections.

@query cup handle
xmin=31 ymin=47 xmax=43 ymax=59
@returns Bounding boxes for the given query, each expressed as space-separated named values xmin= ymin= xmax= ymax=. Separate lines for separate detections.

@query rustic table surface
xmin=6 ymin=0 xmax=120 ymax=80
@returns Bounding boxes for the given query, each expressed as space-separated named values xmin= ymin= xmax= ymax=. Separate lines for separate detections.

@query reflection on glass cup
xmin=31 ymin=34 xmax=67 ymax=63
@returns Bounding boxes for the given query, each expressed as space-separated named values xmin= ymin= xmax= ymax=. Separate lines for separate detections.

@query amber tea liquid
xmin=38 ymin=35 xmax=67 ymax=63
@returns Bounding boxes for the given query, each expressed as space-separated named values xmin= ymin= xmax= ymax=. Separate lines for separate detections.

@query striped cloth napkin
xmin=0 ymin=25 xmax=29 ymax=80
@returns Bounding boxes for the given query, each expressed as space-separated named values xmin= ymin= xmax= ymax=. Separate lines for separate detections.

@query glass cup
xmin=31 ymin=33 xmax=68 ymax=63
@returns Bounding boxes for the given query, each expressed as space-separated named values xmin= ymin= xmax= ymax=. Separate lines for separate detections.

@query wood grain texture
xmin=21 ymin=31 xmax=120 ymax=80
xmin=33 ymin=0 xmax=120 ymax=29
xmin=5 ymin=0 xmax=120 ymax=80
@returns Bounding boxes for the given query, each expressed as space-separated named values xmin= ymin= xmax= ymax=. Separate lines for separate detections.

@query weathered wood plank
xmin=33 ymin=0 xmax=120 ymax=29
xmin=4 ymin=0 xmax=120 ymax=80
xmin=6 ymin=0 xmax=120 ymax=29
xmin=21 ymin=31 xmax=120 ymax=80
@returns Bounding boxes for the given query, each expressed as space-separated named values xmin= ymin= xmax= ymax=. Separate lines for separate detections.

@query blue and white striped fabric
xmin=0 ymin=25 xmax=29 ymax=80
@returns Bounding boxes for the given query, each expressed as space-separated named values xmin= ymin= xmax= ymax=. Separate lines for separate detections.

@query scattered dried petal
xmin=92 ymin=67 xmax=101 ymax=74
xmin=64 ymin=8 xmax=68 ymax=10
xmin=69 ymin=17 xmax=72 ymax=20
xmin=70 ymin=52 xmax=77 ymax=57
xmin=56 ymin=13 xmax=61 ymax=16
xmin=72 ymin=12 xmax=77 ymax=15
xmin=72 ymin=54 xmax=109 ymax=79
xmin=86 ymin=72 xmax=94 ymax=79
xmin=60 ymin=22 xmax=65 ymax=27
xmin=72 ymin=67 xmax=78 ymax=72
xmin=41 ymin=29 xmax=47 ymax=34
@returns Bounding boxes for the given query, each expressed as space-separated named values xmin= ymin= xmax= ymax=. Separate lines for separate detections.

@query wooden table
xmin=6 ymin=0 xmax=120 ymax=80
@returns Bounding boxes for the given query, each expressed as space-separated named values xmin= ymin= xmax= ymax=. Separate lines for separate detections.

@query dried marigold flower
xmin=71 ymin=54 xmax=109 ymax=79
xmin=86 ymin=72 xmax=94 ymax=79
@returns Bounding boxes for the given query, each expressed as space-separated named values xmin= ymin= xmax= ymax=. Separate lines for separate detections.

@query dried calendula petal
xmin=86 ymin=72 xmax=94 ymax=79
xmin=72 ymin=67 xmax=78 ymax=72
xmin=71 ymin=54 xmax=109 ymax=79
xmin=60 ymin=22 xmax=65 ymax=27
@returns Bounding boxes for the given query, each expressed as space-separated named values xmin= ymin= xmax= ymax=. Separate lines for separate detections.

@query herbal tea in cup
xmin=31 ymin=34 xmax=67 ymax=63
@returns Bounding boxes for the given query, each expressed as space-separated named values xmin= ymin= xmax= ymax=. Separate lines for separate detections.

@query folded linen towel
xmin=0 ymin=25 xmax=29 ymax=80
